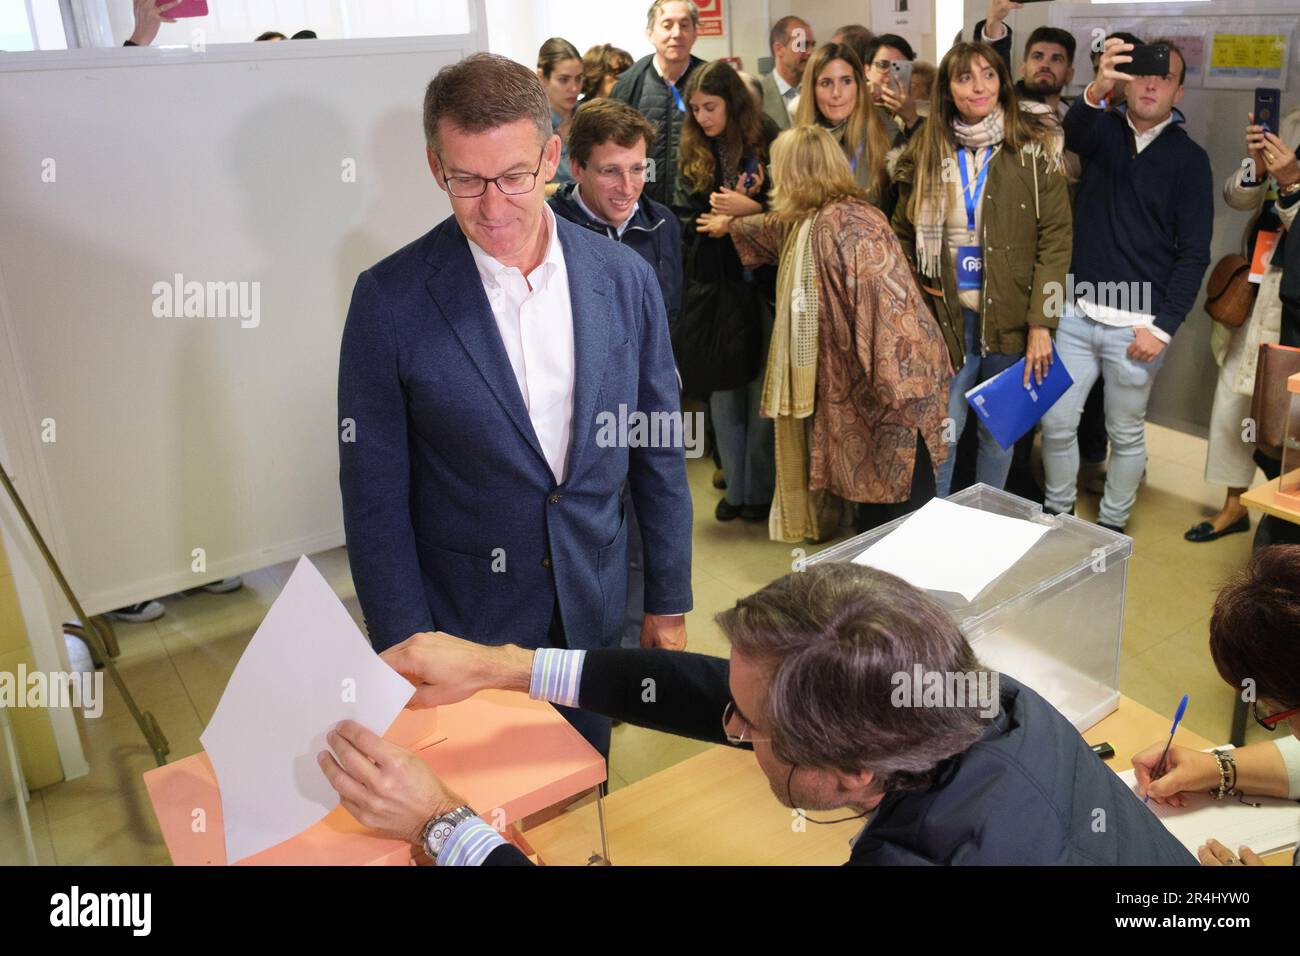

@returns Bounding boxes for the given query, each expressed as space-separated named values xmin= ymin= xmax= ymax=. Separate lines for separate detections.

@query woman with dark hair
xmin=792 ymin=43 xmax=893 ymax=213
xmin=674 ymin=60 xmax=780 ymax=522
xmin=1132 ymin=544 xmax=1300 ymax=865
xmin=699 ymin=125 xmax=949 ymax=539
xmin=537 ymin=37 xmax=584 ymax=194
xmin=581 ymin=43 xmax=633 ymax=102
xmin=892 ymin=40 xmax=1071 ymax=498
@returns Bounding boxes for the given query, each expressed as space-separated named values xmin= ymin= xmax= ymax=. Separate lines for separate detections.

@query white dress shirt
xmin=466 ymin=205 xmax=576 ymax=484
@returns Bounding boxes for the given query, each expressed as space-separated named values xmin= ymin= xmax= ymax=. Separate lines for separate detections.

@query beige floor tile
xmin=47 ymin=784 xmax=172 ymax=866
xmin=1121 ymin=636 xmax=1243 ymax=745
xmin=1122 ymin=553 xmax=1218 ymax=642
xmin=1120 ymin=618 xmax=1168 ymax=661
xmin=0 ymin=790 xmax=55 ymax=865
xmin=40 ymin=692 xmax=203 ymax=824
xmin=1144 ymin=423 xmax=1205 ymax=464
xmin=94 ymin=633 xmax=189 ymax=724
xmin=680 ymin=575 xmax=745 ymax=660
xmin=609 ymin=721 xmax=716 ymax=787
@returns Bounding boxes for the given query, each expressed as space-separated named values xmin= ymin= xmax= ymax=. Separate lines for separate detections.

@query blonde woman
xmin=698 ymin=124 xmax=950 ymax=539
xmin=792 ymin=42 xmax=894 ymax=213
xmin=892 ymin=40 xmax=1071 ymax=498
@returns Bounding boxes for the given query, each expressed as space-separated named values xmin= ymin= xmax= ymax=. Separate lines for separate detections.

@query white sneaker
xmin=201 ymin=576 xmax=244 ymax=594
xmin=108 ymin=601 xmax=165 ymax=623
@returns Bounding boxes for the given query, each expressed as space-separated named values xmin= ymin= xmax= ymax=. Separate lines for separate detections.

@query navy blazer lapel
xmin=423 ymin=221 xmax=548 ymax=468
xmin=560 ymin=219 xmax=613 ymax=482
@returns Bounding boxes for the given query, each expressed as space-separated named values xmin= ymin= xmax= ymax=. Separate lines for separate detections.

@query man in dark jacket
xmin=549 ymin=98 xmax=687 ymax=649
xmin=321 ymin=564 xmax=1197 ymax=867
xmin=549 ymin=99 xmax=681 ymax=327
xmin=609 ymin=0 xmax=704 ymax=207
xmin=1039 ymin=38 xmax=1213 ymax=534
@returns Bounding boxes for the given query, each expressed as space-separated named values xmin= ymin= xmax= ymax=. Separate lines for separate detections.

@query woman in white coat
xmin=1186 ymin=109 xmax=1300 ymax=543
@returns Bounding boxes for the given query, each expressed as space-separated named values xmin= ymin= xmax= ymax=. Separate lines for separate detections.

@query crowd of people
xmin=521 ymin=1 xmax=1299 ymax=552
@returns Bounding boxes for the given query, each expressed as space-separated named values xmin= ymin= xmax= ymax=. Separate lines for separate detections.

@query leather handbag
xmin=1204 ymin=254 xmax=1255 ymax=328
xmin=1250 ymin=343 xmax=1300 ymax=460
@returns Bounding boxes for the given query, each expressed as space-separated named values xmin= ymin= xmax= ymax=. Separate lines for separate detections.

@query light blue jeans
xmin=935 ymin=309 xmax=1020 ymax=498
xmin=1040 ymin=302 xmax=1167 ymax=528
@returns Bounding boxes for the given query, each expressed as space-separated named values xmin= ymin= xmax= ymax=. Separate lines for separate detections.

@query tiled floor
xmin=17 ymin=423 xmax=1277 ymax=864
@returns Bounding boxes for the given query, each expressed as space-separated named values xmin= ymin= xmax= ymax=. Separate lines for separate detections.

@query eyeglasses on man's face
xmin=593 ymin=163 xmax=650 ymax=184
xmin=722 ymin=698 xmax=767 ymax=745
xmin=437 ymin=146 xmax=546 ymax=198
xmin=1252 ymin=700 xmax=1300 ymax=731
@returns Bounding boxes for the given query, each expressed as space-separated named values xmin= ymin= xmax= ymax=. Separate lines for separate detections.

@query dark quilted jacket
xmin=609 ymin=53 xmax=704 ymax=207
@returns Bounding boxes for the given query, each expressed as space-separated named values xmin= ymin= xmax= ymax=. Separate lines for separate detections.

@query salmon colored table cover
xmin=143 ymin=690 xmax=605 ymax=865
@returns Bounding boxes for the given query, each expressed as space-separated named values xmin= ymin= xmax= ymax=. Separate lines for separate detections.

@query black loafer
xmin=716 ymin=499 xmax=742 ymax=521
xmin=1184 ymin=516 xmax=1250 ymax=542
xmin=740 ymin=503 xmax=771 ymax=522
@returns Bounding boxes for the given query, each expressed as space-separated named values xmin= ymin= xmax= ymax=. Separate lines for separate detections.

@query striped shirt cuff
xmin=529 ymin=648 xmax=586 ymax=708
xmin=439 ymin=817 xmax=508 ymax=867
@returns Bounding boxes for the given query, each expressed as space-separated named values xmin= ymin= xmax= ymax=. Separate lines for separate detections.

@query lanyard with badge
xmin=957 ymin=146 xmax=991 ymax=291
xmin=668 ymin=79 xmax=686 ymax=113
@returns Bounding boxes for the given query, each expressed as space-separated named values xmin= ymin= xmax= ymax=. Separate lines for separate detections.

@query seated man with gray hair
xmin=318 ymin=563 xmax=1195 ymax=866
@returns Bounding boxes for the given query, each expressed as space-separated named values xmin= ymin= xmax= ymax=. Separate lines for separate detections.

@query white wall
xmin=101 ymin=0 xmax=472 ymax=45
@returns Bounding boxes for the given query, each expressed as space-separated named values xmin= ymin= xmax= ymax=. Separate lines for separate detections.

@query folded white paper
xmin=199 ymin=555 xmax=414 ymax=863
xmin=851 ymin=497 xmax=1050 ymax=602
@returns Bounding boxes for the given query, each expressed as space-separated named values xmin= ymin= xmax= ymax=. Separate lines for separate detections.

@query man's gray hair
xmin=423 ymin=52 xmax=551 ymax=152
xmin=717 ymin=563 xmax=994 ymax=793
xmin=646 ymin=0 xmax=700 ymax=30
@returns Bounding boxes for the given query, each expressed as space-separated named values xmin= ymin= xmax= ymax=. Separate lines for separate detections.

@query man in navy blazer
xmin=338 ymin=53 xmax=694 ymax=755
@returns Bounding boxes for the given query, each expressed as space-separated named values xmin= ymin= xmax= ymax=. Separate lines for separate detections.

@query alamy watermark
xmin=1042 ymin=275 xmax=1152 ymax=318
xmin=890 ymin=665 xmax=1000 ymax=719
xmin=594 ymin=404 xmax=705 ymax=457
xmin=152 ymin=273 xmax=261 ymax=329
xmin=0 ymin=664 xmax=103 ymax=718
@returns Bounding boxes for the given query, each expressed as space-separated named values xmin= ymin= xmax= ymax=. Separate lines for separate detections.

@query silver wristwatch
xmin=421 ymin=805 xmax=476 ymax=863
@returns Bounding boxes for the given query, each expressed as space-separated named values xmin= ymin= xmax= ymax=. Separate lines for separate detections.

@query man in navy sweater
xmin=1040 ymin=38 xmax=1213 ymax=532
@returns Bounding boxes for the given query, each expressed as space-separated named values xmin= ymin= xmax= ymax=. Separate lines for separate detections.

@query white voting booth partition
xmin=0 ymin=12 xmax=484 ymax=780
xmin=1044 ymin=0 xmax=1300 ymax=436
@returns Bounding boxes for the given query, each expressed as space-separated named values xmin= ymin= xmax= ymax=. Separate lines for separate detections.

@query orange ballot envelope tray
xmin=143 ymin=690 xmax=606 ymax=865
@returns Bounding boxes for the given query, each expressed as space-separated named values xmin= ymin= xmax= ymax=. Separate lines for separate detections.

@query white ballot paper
xmin=199 ymin=555 xmax=414 ymax=863
xmin=1118 ymin=766 xmax=1300 ymax=857
xmin=851 ymin=497 xmax=1050 ymax=602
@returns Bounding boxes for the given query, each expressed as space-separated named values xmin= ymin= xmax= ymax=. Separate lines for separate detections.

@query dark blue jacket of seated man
xmin=550 ymin=181 xmax=682 ymax=330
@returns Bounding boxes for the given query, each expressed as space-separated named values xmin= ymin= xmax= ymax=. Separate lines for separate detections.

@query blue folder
xmin=965 ymin=343 xmax=1074 ymax=450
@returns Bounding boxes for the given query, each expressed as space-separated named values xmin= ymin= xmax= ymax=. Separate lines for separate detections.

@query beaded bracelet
xmin=1211 ymin=749 xmax=1263 ymax=807
xmin=1210 ymin=749 xmax=1236 ymax=800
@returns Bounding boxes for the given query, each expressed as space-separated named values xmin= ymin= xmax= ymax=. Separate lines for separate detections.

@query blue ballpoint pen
xmin=1145 ymin=693 xmax=1189 ymax=804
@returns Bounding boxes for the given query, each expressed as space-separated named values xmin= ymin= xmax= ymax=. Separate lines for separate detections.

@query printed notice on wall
xmin=1206 ymin=31 xmax=1290 ymax=88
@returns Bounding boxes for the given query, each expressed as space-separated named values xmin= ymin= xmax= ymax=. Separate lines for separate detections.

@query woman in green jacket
xmin=893 ymin=40 xmax=1072 ymax=498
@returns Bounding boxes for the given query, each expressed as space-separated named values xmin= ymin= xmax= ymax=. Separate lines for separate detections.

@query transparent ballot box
xmin=804 ymin=484 xmax=1128 ymax=731
xmin=1279 ymin=372 xmax=1300 ymax=507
